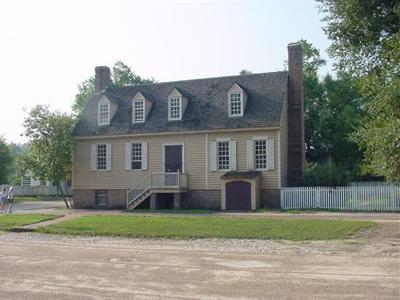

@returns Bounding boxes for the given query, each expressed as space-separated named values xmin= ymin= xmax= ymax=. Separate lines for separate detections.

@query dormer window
xmin=168 ymin=88 xmax=189 ymax=121
xmin=228 ymin=83 xmax=247 ymax=117
xmin=229 ymin=93 xmax=242 ymax=116
xmin=168 ymin=97 xmax=181 ymax=120
xmin=131 ymin=92 xmax=152 ymax=123
xmin=133 ymin=100 xmax=145 ymax=123
xmin=98 ymin=98 xmax=110 ymax=125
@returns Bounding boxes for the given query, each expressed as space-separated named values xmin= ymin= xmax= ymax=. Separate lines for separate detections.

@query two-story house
xmin=72 ymin=43 xmax=305 ymax=210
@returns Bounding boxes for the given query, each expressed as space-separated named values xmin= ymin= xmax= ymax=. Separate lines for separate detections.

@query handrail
xmin=127 ymin=172 xmax=188 ymax=207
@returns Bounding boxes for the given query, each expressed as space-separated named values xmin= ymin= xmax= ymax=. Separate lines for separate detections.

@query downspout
xmin=205 ymin=133 xmax=208 ymax=190
xmin=277 ymin=130 xmax=281 ymax=188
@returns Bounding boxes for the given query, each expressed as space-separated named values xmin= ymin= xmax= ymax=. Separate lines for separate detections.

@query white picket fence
xmin=281 ymin=186 xmax=400 ymax=212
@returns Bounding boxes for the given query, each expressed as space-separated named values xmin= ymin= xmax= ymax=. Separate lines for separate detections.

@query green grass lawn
xmin=0 ymin=214 xmax=59 ymax=231
xmin=38 ymin=215 xmax=375 ymax=240
xmin=129 ymin=209 xmax=212 ymax=214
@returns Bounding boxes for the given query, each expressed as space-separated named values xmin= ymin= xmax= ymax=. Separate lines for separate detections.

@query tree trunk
xmin=57 ymin=183 xmax=70 ymax=209
xmin=64 ymin=180 xmax=73 ymax=208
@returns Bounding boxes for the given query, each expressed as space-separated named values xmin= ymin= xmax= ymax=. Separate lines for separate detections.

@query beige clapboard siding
xmin=279 ymin=95 xmax=288 ymax=187
xmin=73 ymin=133 xmax=206 ymax=190
xmin=207 ymin=130 xmax=279 ymax=189
xmin=73 ymin=129 xmax=280 ymax=190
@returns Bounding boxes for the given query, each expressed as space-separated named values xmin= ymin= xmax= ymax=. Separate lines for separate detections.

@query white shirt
xmin=8 ymin=189 xmax=14 ymax=200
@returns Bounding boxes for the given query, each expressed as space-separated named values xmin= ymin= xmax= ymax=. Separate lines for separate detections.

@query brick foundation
xmin=73 ymin=189 xmax=126 ymax=209
xmin=73 ymin=188 xmax=280 ymax=210
xmin=182 ymin=189 xmax=221 ymax=210
xmin=259 ymin=189 xmax=281 ymax=209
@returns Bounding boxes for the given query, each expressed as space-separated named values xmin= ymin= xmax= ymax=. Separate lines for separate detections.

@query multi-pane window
xmin=133 ymin=101 xmax=144 ymax=123
xmin=97 ymin=144 xmax=107 ymax=170
xmin=131 ymin=143 xmax=142 ymax=170
xmin=217 ymin=141 xmax=230 ymax=170
xmin=169 ymin=97 xmax=181 ymax=120
xmin=99 ymin=104 xmax=109 ymax=125
xmin=255 ymin=140 xmax=267 ymax=170
xmin=229 ymin=93 xmax=242 ymax=116
xmin=95 ymin=190 xmax=108 ymax=207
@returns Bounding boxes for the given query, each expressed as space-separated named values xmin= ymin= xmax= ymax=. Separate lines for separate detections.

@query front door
xmin=164 ymin=145 xmax=183 ymax=186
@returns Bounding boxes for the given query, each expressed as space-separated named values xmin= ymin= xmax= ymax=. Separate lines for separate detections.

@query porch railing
xmin=127 ymin=172 xmax=187 ymax=205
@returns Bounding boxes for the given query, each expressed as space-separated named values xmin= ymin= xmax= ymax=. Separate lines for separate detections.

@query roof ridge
xmin=108 ymin=70 xmax=288 ymax=90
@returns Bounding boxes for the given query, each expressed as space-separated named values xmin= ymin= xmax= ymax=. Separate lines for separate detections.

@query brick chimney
xmin=287 ymin=43 xmax=305 ymax=186
xmin=95 ymin=66 xmax=111 ymax=92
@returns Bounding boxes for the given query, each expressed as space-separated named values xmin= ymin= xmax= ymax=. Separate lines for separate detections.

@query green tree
xmin=0 ymin=137 xmax=12 ymax=184
xmin=319 ymin=72 xmax=365 ymax=169
xmin=72 ymin=61 xmax=156 ymax=115
xmin=299 ymin=39 xmax=366 ymax=174
xmin=7 ymin=142 xmax=28 ymax=185
xmin=23 ymin=105 xmax=75 ymax=208
xmin=239 ymin=69 xmax=253 ymax=75
xmin=318 ymin=0 xmax=400 ymax=180
xmin=298 ymin=40 xmax=327 ymax=162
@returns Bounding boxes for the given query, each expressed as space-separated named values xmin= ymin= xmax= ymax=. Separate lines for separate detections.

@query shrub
xmin=302 ymin=162 xmax=352 ymax=186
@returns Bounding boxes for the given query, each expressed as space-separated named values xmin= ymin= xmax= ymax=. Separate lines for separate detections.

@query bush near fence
xmin=281 ymin=186 xmax=400 ymax=212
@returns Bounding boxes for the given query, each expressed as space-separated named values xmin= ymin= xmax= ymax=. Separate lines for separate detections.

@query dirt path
xmin=0 ymin=233 xmax=398 ymax=300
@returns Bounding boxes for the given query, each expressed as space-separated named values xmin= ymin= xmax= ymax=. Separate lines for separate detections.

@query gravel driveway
xmin=1 ymin=209 xmax=399 ymax=299
xmin=0 ymin=229 xmax=399 ymax=300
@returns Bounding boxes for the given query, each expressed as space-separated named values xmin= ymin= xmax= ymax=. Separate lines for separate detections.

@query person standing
xmin=0 ymin=187 xmax=7 ymax=213
xmin=6 ymin=186 xmax=14 ymax=213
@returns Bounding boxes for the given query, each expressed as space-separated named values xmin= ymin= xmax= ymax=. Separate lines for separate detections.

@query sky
xmin=0 ymin=0 xmax=333 ymax=144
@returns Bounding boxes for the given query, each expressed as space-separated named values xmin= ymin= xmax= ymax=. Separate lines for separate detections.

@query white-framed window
xmin=131 ymin=143 xmax=142 ymax=170
xmin=133 ymin=100 xmax=145 ymax=123
xmin=125 ymin=141 xmax=147 ymax=171
xmin=254 ymin=139 xmax=267 ymax=170
xmin=217 ymin=141 xmax=230 ymax=170
xmin=168 ymin=97 xmax=181 ymax=120
xmin=96 ymin=144 xmax=107 ymax=170
xmin=229 ymin=92 xmax=243 ymax=117
xmin=98 ymin=103 xmax=110 ymax=125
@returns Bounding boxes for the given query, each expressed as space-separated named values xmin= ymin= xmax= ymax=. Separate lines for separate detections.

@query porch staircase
xmin=127 ymin=172 xmax=188 ymax=209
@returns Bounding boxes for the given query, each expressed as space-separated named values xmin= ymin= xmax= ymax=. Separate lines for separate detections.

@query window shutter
xmin=247 ymin=140 xmax=254 ymax=170
xmin=90 ymin=144 xmax=97 ymax=171
xmin=267 ymin=139 xmax=275 ymax=170
xmin=106 ymin=143 xmax=112 ymax=171
xmin=229 ymin=140 xmax=237 ymax=170
xmin=125 ymin=143 xmax=131 ymax=170
xmin=209 ymin=142 xmax=217 ymax=171
xmin=142 ymin=142 xmax=148 ymax=170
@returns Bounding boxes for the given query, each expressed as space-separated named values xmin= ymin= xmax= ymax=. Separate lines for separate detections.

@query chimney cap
xmin=288 ymin=42 xmax=301 ymax=48
xmin=95 ymin=66 xmax=110 ymax=71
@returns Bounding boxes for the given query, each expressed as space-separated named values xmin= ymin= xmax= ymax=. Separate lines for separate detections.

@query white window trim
xmin=98 ymin=103 xmax=110 ymax=125
xmin=253 ymin=139 xmax=268 ymax=171
xmin=132 ymin=142 xmax=143 ymax=170
xmin=168 ymin=96 xmax=182 ymax=121
xmin=125 ymin=141 xmax=147 ymax=171
xmin=217 ymin=140 xmax=230 ymax=171
xmin=162 ymin=143 xmax=185 ymax=173
xmin=228 ymin=91 xmax=244 ymax=117
xmin=92 ymin=143 xmax=110 ymax=172
xmin=132 ymin=99 xmax=145 ymax=123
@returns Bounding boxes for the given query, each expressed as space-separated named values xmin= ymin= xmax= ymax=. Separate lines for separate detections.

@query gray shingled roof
xmin=74 ymin=71 xmax=288 ymax=137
